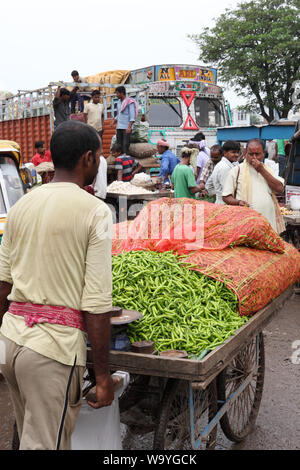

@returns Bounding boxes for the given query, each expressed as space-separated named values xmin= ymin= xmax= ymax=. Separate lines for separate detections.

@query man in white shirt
xmin=93 ymin=155 xmax=107 ymax=200
xmin=205 ymin=140 xmax=240 ymax=204
xmin=83 ymin=90 xmax=104 ymax=137
xmin=222 ymin=138 xmax=285 ymax=233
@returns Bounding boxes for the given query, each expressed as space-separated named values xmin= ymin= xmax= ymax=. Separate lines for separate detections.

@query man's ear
xmin=82 ymin=150 xmax=93 ymax=167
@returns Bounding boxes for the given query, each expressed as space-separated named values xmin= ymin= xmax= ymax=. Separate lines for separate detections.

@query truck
xmin=0 ymin=64 xmax=230 ymax=162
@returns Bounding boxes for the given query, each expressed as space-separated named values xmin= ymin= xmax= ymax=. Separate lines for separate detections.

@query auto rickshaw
xmin=0 ymin=140 xmax=26 ymax=241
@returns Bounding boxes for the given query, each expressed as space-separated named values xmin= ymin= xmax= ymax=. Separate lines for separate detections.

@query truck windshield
xmin=148 ymin=97 xmax=182 ymax=127
xmin=194 ymin=98 xmax=225 ymax=127
xmin=0 ymin=156 xmax=24 ymax=209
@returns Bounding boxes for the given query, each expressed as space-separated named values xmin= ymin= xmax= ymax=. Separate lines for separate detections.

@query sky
xmin=0 ymin=0 xmax=245 ymax=108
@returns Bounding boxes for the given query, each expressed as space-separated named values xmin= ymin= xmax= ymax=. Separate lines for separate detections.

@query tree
xmin=189 ymin=0 xmax=300 ymax=123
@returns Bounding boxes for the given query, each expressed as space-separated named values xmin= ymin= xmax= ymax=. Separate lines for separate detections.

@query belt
xmin=8 ymin=301 xmax=86 ymax=332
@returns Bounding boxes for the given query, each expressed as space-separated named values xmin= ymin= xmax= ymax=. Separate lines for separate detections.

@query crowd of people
xmin=32 ymin=75 xmax=287 ymax=235
xmin=155 ymin=132 xmax=286 ymax=234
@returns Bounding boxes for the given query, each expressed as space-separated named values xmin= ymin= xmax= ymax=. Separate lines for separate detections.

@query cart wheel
xmin=153 ymin=378 xmax=217 ymax=450
xmin=217 ymin=332 xmax=265 ymax=442
xmin=12 ymin=421 xmax=19 ymax=450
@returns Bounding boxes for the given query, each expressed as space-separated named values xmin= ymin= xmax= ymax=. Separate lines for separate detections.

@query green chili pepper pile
xmin=112 ymin=251 xmax=249 ymax=358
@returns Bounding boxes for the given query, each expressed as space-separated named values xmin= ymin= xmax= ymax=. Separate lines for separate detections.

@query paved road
xmin=1 ymin=292 xmax=299 ymax=450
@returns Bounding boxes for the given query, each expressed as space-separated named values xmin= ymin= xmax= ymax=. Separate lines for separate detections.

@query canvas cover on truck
xmin=85 ymin=70 xmax=130 ymax=95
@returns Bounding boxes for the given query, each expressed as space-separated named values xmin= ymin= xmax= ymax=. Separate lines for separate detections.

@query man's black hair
xmin=71 ymin=70 xmax=79 ymax=77
xmin=210 ymin=144 xmax=223 ymax=155
xmin=222 ymin=140 xmax=240 ymax=151
xmin=115 ymin=86 xmax=126 ymax=96
xmin=35 ymin=141 xmax=44 ymax=149
xmin=91 ymin=89 xmax=101 ymax=96
xmin=60 ymin=88 xmax=71 ymax=97
xmin=191 ymin=132 xmax=205 ymax=141
xmin=50 ymin=121 xmax=101 ymax=170
xmin=246 ymin=138 xmax=265 ymax=150
xmin=111 ymin=143 xmax=123 ymax=154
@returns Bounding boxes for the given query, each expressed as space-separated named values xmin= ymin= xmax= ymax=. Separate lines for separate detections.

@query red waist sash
xmin=8 ymin=301 xmax=86 ymax=332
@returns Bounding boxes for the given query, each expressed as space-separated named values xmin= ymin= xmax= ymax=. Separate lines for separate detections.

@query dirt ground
xmin=0 ymin=290 xmax=299 ymax=451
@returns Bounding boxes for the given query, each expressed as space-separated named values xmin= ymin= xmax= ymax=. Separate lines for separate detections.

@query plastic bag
xmin=71 ymin=371 xmax=130 ymax=450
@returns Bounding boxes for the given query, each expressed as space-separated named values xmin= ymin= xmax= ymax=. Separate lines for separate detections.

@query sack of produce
xmin=135 ymin=156 xmax=160 ymax=168
xmin=112 ymin=199 xmax=300 ymax=318
xmin=129 ymin=143 xmax=156 ymax=159
xmin=113 ymin=197 xmax=285 ymax=255
xmin=35 ymin=162 xmax=54 ymax=174
xmin=131 ymin=173 xmax=155 ymax=190
xmin=130 ymin=121 xmax=149 ymax=143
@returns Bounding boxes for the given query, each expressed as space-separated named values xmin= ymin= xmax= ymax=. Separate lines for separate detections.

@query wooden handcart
xmin=10 ymin=287 xmax=293 ymax=450
xmin=83 ymin=287 xmax=293 ymax=450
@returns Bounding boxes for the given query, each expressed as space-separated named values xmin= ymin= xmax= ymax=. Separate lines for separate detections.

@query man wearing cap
xmin=157 ymin=139 xmax=180 ymax=185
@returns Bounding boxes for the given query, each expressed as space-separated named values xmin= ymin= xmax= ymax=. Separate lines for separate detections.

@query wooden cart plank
xmin=94 ymin=287 xmax=294 ymax=382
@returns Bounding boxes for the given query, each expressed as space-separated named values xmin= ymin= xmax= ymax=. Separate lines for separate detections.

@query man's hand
xmin=86 ymin=373 xmax=114 ymax=409
xmin=0 ymin=281 xmax=12 ymax=326
xmin=126 ymin=125 xmax=132 ymax=135
xmin=249 ymin=157 xmax=263 ymax=172
xmin=238 ymin=200 xmax=249 ymax=207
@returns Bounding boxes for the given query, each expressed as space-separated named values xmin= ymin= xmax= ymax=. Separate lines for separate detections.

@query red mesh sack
xmin=112 ymin=198 xmax=285 ymax=255
xmin=183 ymin=242 xmax=300 ymax=316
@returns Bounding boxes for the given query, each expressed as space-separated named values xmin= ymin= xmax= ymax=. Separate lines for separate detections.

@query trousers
xmin=1 ymin=335 xmax=84 ymax=450
xmin=116 ymin=129 xmax=131 ymax=154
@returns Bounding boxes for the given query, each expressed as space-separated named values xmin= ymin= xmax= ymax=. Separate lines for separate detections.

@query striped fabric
xmin=115 ymin=155 xmax=137 ymax=181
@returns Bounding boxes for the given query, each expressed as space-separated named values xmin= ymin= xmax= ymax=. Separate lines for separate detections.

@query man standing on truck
xmin=0 ymin=120 xmax=114 ymax=449
xmin=70 ymin=70 xmax=91 ymax=114
xmin=83 ymin=90 xmax=105 ymax=138
xmin=110 ymin=86 xmax=138 ymax=155
xmin=53 ymin=86 xmax=71 ymax=129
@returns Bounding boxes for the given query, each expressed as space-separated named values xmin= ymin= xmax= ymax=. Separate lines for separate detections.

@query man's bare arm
xmin=0 ymin=281 xmax=12 ymax=327
xmin=222 ymin=195 xmax=248 ymax=206
xmin=83 ymin=311 xmax=114 ymax=409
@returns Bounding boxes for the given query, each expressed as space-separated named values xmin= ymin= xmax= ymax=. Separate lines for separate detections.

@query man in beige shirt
xmin=0 ymin=120 xmax=114 ymax=449
xmin=83 ymin=90 xmax=104 ymax=137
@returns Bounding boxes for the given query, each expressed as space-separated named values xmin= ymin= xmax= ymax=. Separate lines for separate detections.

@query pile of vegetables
xmin=112 ymin=251 xmax=249 ymax=358
xmin=107 ymin=180 xmax=154 ymax=195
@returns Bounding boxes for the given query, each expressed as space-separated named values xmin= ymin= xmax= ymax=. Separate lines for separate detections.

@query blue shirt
xmin=159 ymin=150 xmax=180 ymax=180
xmin=116 ymin=100 xmax=136 ymax=129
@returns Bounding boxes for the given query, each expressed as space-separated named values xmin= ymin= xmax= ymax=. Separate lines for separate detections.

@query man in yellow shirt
xmin=83 ymin=90 xmax=105 ymax=138
xmin=0 ymin=120 xmax=114 ymax=449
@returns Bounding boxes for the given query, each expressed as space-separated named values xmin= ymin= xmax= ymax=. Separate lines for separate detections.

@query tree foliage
xmin=189 ymin=0 xmax=300 ymax=123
